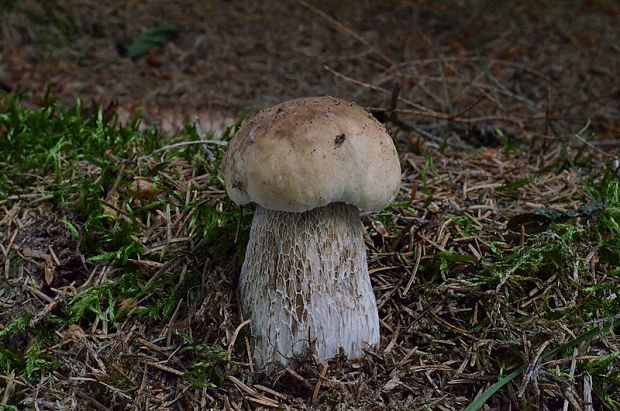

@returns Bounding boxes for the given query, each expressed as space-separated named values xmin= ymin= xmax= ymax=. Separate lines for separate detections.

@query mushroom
xmin=222 ymin=96 xmax=401 ymax=368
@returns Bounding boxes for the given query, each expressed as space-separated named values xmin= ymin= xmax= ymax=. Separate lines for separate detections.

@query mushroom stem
xmin=240 ymin=202 xmax=380 ymax=368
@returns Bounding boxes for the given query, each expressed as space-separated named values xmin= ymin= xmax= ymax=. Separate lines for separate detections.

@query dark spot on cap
xmin=334 ymin=133 xmax=346 ymax=148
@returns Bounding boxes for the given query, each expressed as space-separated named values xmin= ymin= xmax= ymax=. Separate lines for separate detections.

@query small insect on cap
xmin=222 ymin=96 xmax=401 ymax=213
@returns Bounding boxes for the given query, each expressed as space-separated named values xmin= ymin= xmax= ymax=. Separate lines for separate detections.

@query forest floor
xmin=1 ymin=1 xmax=619 ymax=410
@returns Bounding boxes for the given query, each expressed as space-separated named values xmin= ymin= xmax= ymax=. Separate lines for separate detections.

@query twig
xmin=311 ymin=362 xmax=329 ymax=404
xmin=138 ymin=140 xmax=228 ymax=161
xmin=75 ymin=392 xmax=110 ymax=411
xmin=69 ymin=377 xmax=132 ymax=400
xmin=544 ymin=81 xmax=551 ymax=136
xmin=583 ymin=372 xmax=594 ymax=411
xmin=296 ymin=0 xmax=394 ymax=66
xmin=323 ymin=65 xmax=438 ymax=114
xmin=448 ymin=94 xmax=486 ymax=120
xmin=333 ymin=59 xmax=528 ymax=127
xmin=520 ymin=340 xmax=551 ymax=398
xmin=437 ymin=56 xmax=453 ymax=114
xmin=389 ymin=80 xmax=401 ymax=123
xmin=145 ymin=361 xmax=185 ymax=377
xmin=378 ymin=107 xmax=526 ymax=127
xmin=1 ymin=370 xmax=15 ymax=406
xmin=402 ymin=244 xmax=422 ymax=295
xmin=285 ymin=367 xmax=314 ymax=389
xmin=227 ymin=375 xmax=257 ymax=395
xmin=163 ymin=297 xmax=184 ymax=345
xmin=228 ymin=375 xmax=280 ymax=407
xmin=227 ymin=319 xmax=251 ymax=371
xmin=254 ymin=384 xmax=289 ymax=400
xmin=397 ymin=72 xmax=539 ymax=108
xmin=245 ymin=335 xmax=254 ymax=374
xmin=561 ymin=346 xmax=579 ymax=411
xmin=572 ymin=122 xmax=617 ymax=159
xmin=23 ymin=284 xmax=54 ymax=303
xmin=593 ymin=140 xmax=620 ymax=148
xmin=234 ymin=205 xmax=244 ymax=244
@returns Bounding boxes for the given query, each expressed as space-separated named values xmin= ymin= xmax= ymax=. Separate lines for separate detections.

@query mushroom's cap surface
xmin=222 ymin=96 xmax=401 ymax=213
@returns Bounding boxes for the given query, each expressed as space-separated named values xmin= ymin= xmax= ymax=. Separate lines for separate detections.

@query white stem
xmin=239 ymin=203 xmax=380 ymax=369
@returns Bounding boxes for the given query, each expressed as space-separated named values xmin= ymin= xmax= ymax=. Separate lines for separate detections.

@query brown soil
xmin=2 ymin=1 xmax=618 ymax=139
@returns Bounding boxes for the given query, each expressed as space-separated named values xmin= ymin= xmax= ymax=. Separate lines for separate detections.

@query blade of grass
xmin=464 ymin=317 xmax=620 ymax=411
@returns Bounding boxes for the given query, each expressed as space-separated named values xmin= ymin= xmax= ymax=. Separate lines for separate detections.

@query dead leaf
xmin=129 ymin=177 xmax=159 ymax=201
xmin=44 ymin=263 xmax=55 ymax=285
xmin=370 ymin=218 xmax=391 ymax=238
xmin=382 ymin=377 xmax=401 ymax=391
xmin=65 ymin=324 xmax=85 ymax=340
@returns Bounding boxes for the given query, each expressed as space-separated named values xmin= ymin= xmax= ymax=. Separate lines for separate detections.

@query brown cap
xmin=222 ymin=96 xmax=401 ymax=213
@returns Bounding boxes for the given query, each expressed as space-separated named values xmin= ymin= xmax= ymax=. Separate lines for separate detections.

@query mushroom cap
xmin=222 ymin=96 xmax=401 ymax=213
